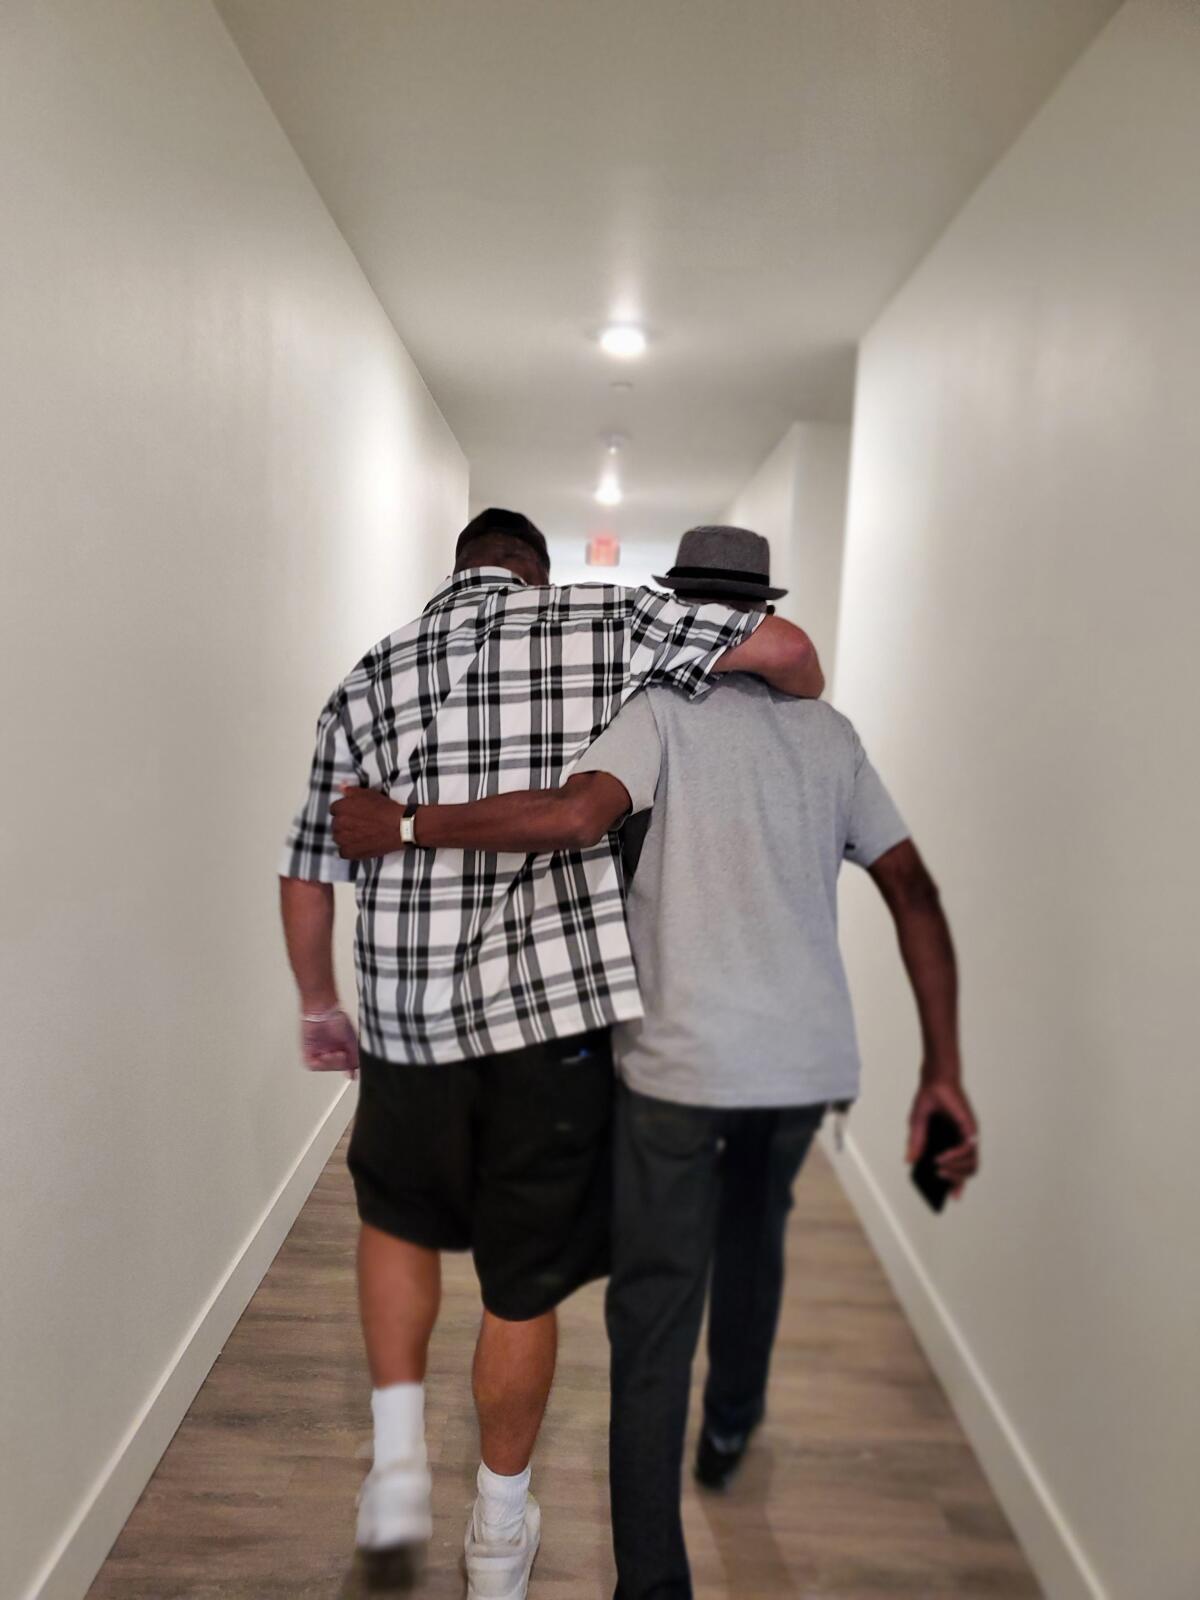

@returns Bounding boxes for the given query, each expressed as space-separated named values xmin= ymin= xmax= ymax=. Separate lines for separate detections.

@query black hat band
xmin=665 ymin=564 xmax=771 ymax=587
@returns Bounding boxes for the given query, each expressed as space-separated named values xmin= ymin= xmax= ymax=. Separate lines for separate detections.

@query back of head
xmin=455 ymin=507 xmax=551 ymax=586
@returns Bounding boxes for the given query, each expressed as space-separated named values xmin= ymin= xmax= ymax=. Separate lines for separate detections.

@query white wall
xmin=724 ymin=421 xmax=850 ymax=676
xmin=0 ymin=5 xmax=467 ymax=1597
xmin=832 ymin=4 xmax=1200 ymax=1596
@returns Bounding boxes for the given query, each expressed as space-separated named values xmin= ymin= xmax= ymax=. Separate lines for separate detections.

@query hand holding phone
xmin=907 ymin=1078 xmax=980 ymax=1211
xmin=910 ymin=1111 xmax=963 ymax=1212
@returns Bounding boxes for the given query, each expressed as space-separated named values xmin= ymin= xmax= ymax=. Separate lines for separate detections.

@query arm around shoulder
xmin=714 ymin=615 xmax=824 ymax=698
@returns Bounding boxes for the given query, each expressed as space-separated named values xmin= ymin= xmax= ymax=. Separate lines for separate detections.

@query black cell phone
xmin=911 ymin=1111 xmax=962 ymax=1214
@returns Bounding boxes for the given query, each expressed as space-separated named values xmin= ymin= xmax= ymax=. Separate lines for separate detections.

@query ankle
xmin=475 ymin=1460 xmax=530 ymax=1542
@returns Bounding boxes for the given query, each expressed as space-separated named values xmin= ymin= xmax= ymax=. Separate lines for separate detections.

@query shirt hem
xmin=362 ymin=994 xmax=645 ymax=1065
xmin=616 ymin=1064 xmax=859 ymax=1110
xmin=277 ymin=849 xmax=355 ymax=883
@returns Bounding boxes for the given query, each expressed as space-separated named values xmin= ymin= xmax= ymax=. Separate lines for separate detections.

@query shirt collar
xmin=423 ymin=565 xmax=527 ymax=614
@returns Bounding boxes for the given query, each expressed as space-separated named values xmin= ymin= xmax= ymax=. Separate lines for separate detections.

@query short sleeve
xmin=626 ymin=590 xmax=759 ymax=701
xmin=279 ymin=689 xmax=362 ymax=882
xmin=570 ymin=692 xmax=663 ymax=815
xmin=844 ymin=734 xmax=909 ymax=869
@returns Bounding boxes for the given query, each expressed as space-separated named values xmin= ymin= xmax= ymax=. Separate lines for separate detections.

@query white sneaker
xmin=464 ymin=1496 xmax=542 ymax=1599
xmin=355 ymin=1457 xmax=433 ymax=1552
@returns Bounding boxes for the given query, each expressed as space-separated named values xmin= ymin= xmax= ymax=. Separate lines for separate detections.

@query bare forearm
xmin=279 ymin=877 xmax=338 ymax=1011
xmin=417 ymin=789 xmax=595 ymax=853
xmin=892 ymin=892 xmax=960 ymax=1079
xmin=331 ymin=772 xmax=631 ymax=860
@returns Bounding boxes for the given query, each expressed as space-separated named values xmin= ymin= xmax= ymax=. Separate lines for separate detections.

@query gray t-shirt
xmin=572 ymin=678 xmax=908 ymax=1108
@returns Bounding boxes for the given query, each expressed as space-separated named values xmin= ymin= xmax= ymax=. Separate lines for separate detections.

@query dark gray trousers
xmin=606 ymin=1082 xmax=825 ymax=1600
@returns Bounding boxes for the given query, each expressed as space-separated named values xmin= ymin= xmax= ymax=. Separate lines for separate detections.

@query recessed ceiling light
xmin=599 ymin=324 xmax=647 ymax=359
xmin=595 ymin=473 xmax=623 ymax=507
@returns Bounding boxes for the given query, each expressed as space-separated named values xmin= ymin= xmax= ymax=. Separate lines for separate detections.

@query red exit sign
xmin=586 ymin=536 xmax=621 ymax=567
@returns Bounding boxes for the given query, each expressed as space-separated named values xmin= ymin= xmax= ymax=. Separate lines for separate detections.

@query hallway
xmin=87 ymin=1136 xmax=1037 ymax=1600
xmin=7 ymin=3 xmax=1200 ymax=1597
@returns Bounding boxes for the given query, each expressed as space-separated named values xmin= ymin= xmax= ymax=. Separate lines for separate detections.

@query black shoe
xmin=694 ymin=1429 xmax=750 ymax=1492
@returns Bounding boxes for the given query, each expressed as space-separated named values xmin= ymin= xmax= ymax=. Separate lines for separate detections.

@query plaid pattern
xmin=281 ymin=568 xmax=758 ymax=1063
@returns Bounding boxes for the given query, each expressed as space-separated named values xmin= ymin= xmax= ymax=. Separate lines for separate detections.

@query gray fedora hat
xmin=654 ymin=524 xmax=788 ymax=602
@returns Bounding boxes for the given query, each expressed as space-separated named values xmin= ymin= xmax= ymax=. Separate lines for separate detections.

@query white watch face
xmin=401 ymin=814 xmax=415 ymax=845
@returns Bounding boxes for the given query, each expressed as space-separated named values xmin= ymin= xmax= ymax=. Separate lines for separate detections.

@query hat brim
xmin=653 ymin=573 xmax=789 ymax=602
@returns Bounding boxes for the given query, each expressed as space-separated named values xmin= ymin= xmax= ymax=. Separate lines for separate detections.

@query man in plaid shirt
xmin=278 ymin=508 xmax=821 ymax=1590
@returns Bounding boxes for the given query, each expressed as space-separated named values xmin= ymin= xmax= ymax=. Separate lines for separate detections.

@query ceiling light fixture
xmin=599 ymin=324 xmax=647 ymax=359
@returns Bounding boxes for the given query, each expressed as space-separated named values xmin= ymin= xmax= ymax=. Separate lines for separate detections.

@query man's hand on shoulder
xmin=331 ymin=785 xmax=408 ymax=859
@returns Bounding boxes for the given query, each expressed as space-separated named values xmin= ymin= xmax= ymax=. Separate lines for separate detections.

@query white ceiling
xmin=216 ymin=0 xmax=1119 ymax=557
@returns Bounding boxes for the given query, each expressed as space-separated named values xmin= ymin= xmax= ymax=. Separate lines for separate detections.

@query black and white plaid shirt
xmin=280 ymin=567 xmax=757 ymax=1064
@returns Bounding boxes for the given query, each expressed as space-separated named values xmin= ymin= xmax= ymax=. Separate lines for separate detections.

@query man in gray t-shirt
xmin=575 ymin=678 xmax=909 ymax=1109
xmin=330 ymin=526 xmax=979 ymax=1600
xmin=564 ymin=658 xmax=976 ymax=1600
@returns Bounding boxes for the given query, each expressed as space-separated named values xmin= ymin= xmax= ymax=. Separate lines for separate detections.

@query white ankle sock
xmin=371 ymin=1382 xmax=426 ymax=1468
xmin=475 ymin=1461 xmax=531 ymax=1544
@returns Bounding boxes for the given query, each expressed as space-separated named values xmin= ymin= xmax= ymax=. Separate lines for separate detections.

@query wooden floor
xmin=88 ymin=1135 xmax=1040 ymax=1600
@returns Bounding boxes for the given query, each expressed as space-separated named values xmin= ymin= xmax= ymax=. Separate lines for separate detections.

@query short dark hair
xmin=455 ymin=508 xmax=550 ymax=574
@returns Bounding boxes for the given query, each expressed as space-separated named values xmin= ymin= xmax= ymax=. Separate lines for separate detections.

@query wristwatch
xmin=400 ymin=806 xmax=418 ymax=847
